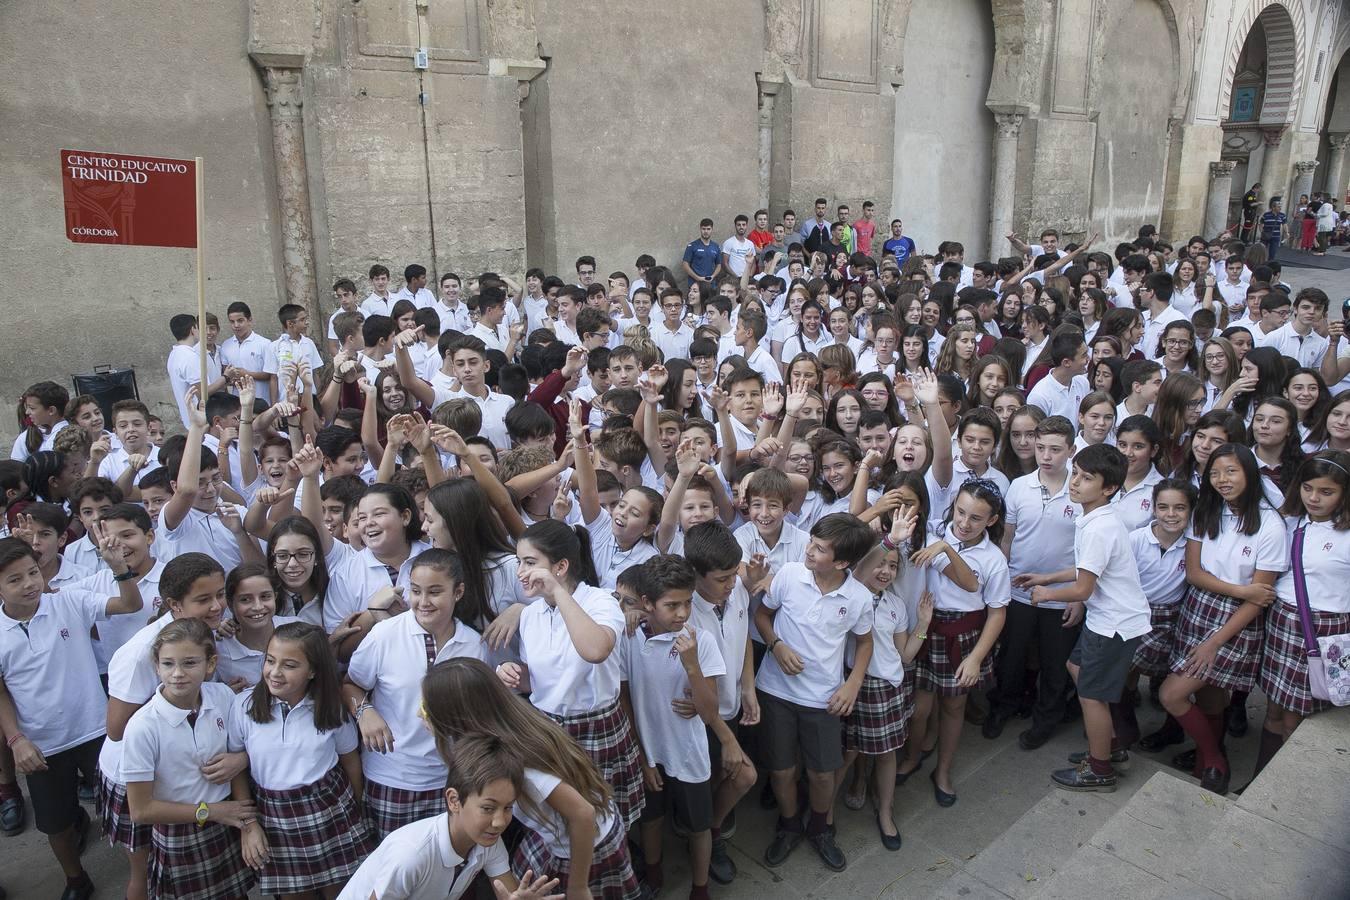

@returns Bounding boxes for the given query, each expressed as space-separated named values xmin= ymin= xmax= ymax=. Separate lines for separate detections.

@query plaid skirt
xmin=844 ymin=673 xmax=913 ymax=755
xmin=1259 ymin=600 xmax=1350 ymax=717
xmin=1133 ymin=602 xmax=1181 ymax=677
xmin=544 ymin=700 xmax=643 ymax=829
xmin=254 ymin=766 xmax=375 ymax=893
xmin=513 ymin=815 xmax=641 ymax=900
xmin=1169 ymin=586 xmax=1265 ymax=692
xmin=148 ymin=821 xmax=255 ymax=900
xmin=364 ymin=778 xmax=445 ymax=841
xmin=96 ymin=771 xmax=151 ymax=852
xmin=915 ymin=613 xmax=993 ymax=697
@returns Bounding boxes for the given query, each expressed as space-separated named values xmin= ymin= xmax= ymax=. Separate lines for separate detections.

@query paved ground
xmin=3 ymin=262 xmax=1348 ymax=898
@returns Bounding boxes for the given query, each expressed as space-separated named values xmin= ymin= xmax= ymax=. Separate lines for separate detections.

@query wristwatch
xmin=194 ymin=801 xmax=210 ymax=827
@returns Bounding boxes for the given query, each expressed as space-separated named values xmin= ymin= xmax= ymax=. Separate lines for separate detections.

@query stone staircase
xmin=931 ymin=707 xmax=1350 ymax=900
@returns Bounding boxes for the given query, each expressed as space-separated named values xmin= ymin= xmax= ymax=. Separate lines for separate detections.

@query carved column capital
xmin=1261 ymin=126 xmax=1287 ymax=148
xmin=994 ymin=112 xmax=1024 ymax=140
xmin=1209 ymin=160 xmax=1237 ymax=178
xmin=1293 ymin=159 xmax=1320 ymax=176
xmin=1330 ymin=132 xmax=1350 ymax=151
xmin=261 ymin=66 xmax=304 ymax=117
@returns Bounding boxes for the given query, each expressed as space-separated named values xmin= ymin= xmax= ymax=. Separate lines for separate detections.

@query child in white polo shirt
xmin=339 ymin=733 xmax=560 ymax=900
xmin=0 ymin=533 xmax=143 ymax=900
xmin=755 ymin=513 xmax=875 ymax=873
xmin=341 ymin=549 xmax=487 ymax=840
xmin=1031 ymin=444 xmax=1152 ymax=792
xmin=989 ymin=415 xmax=1081 ymax=749
xmin=620 ymin=555 xmax=726 ymax=900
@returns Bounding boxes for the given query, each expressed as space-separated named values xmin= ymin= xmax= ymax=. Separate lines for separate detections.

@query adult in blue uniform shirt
xmin=683 ymin=218 xmax=723 ymax=288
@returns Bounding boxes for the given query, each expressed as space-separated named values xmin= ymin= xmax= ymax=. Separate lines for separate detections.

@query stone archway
xmin=1219 ymin=1 xmax=1305 ymax=126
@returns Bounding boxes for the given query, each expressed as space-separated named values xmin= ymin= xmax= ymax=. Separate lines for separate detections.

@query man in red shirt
xmin=852 ymin=200 xmax=878 ymax=256
xmin=749 ymin=208 xmax=775 ymax=249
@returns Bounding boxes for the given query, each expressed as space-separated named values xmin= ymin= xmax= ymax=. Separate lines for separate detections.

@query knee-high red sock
xmin=1176 ymin=707 xmax=1227 ymax=773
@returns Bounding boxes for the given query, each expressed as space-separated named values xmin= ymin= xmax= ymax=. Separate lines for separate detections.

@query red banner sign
xmin=61 ymin=149 xmax=197 ymax=248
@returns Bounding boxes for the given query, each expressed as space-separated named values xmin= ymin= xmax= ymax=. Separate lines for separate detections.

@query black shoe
xmin=73 ymin=807 xmax=91 ymax=856
xmin=929 ymin=771 xmax=957 ymax=808
xmin=807 ymin=830 xmax=846 ymax=871
xmin=1225 ymin=703 xmax=1249 ymax=739
xmin=718 ymin=808 xmax=736 ymax=839
xmin=1067 ymin=748 xmax=1131 ymax=772
xmin=709 ymin=837 xmax=737 ymax=884
xmin=1170 ymin=748 xmax=1197 ymax=774
xmin=764 ymin=828 xmax=802 ymax=867
xmin=1199 ymin=767 xmax=1231 ymax=795
xmin=981 ymin=711 xmax=1008 ymax=740
xmin=0 ymin=795 xmax=23 ymax=836
xmin=1018 ymin=727 xmax=1053 ymax=750
xmin=1138 ymin=726 xmax=1185 ymax=753
xmin=894 ymin=757 xmax=923 ymax=785
xmin=1052 ymin=761 xmax=1118 ymax=793
xmin=60 ymin=873 xmax=93 ymax=900
xmin=758 ymin=779 xmax=777 ymax=811
xmin=876 ymin=814 xmax=902 ymax=851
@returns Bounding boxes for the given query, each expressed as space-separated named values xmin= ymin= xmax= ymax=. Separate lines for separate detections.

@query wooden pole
xmin=195 ymin=156 xmax=208 ymax=398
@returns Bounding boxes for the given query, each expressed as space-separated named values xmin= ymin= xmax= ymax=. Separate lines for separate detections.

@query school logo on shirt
xmin=1241 ymin=546 xmax=1252 ymax=557
xmin=1176 ymin=559 xmax=1186 ymax=573
xmin=1325 ymin=542 xmax=1335 ymax=553
xmin=59 ymin=628 xmax=70 ymax=640
xmin=837 ymin=606 xmax=848 ymax=618
xmin=215 ymin=717 xmax=225 ymax=731
xmin=1063 ymin=505 xmax=1075 ymax=519
xmin=1141 ymin=499 xmax=1151 ymax=512
xmin=668 ymin=647 xmax=680 ymax=660
xmin=151 ymin=595 xmax=162 ymax=610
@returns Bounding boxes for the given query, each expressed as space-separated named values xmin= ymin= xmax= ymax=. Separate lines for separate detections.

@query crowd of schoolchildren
xmin=2 ymin=202 xmax=1349 ymax=900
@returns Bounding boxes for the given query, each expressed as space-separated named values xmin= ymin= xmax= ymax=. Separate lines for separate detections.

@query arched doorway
xmin=890 ymin=0 xmax=994 ymax=258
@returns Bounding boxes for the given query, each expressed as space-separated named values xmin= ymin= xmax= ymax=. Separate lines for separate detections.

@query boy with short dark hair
xmin=1261 ymin=286 xmax=1330 ymax=367
xmin=66 ymin=477 xmax=124 ymax=571
xmin=15 ymin=502 xmax=92 ymax=590
xmin=219 ymin=301 xmax=273 ymax=403
xmin=328 ymin=278 xmax=362 ymax=354
xmin=754 ymin=513 xmax=875 ymax=871
xmin=1117 ymin=359 xmax=1163 ymax=421
xmin=360 ymin=264 xmax=394 ymax=317
xmin=1031 ymin=443 xmax=1151 ymax=791
xmin=1026 ymin=332 xmax=1091 ymax=423
xmin=264 ymin=304 xmax=323 ymax=402
xmin=621 ymin=554 xmax=728 ymax=900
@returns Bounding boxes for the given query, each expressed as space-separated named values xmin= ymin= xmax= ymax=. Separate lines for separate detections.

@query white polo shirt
xmin=1260 ymin=323 xmax=1330 ymax=368
xmin=338 ymin=812 xmax=510 ymax=900
xmin=322 ymin=539 xmax=432 ymax=633
xmin=219 ymin=332 xmax=274 ymax=403
xmin=159 ymin=505 xmax=243 ymax=571
xmin=651 ymin=321 xmax=695 ymax=362
xmin=754 ymin=562 xmax=874 ymax=709
xmin=924 ymin=457 xmax=1012 ymax=522
xmin=121 ymin=682 xmax=237 ymax=804
xmin=347 ymin=612 xmax=486 ymax=791
xmin=690 ymin=585 xmax=751 ymax=719
xmin=359 ymin=293 xmax=395 ymax=318
xmin=1004 ymin=471 xmax=1080 ymax=609
xmin=777 ymin=330 xmax=832 ymax=365
xmin=166 ymin=343 xmax=202 ymax=427
xmin=928 ymin=526 xmax=1012 ymax=613
xmin=1129 ymin=524 xmax=1188 ymax=607
xmin=1110 ymin=467 xmax=1165 ymax=533
xmin=1275 ymin=516 xmax=1350 ymax=614
xmin=1026 ymin=373 xmax=1092 ymax=425
xmin=263 ymin=335 xmax=324 ymax=395
xmin=622 ymin=625 xmax=725 ymax=783
xmin=1185 ymin=504 xmax=1288 ymax=587
xmin=511 ymin=767 xmax=617 ymax=860
xmin=98 ymin=445 xmax=162 ymax=486
xmin=70 ymin=560 xmax=167 ymax=672
xmin=585 ymin=508 xmax=659 ymax=589
xmin=1141 ymin=304 xmax=1186 ymax=360
xmin=743 ymin=345 xmax=784 ymax=385
xmin=735 ymin=520 xmax=808 ymax=643
xmin=517 ymin=583 xmax=625 ymax=716
xmin=854 ymin=589 xmax=910 ymax=686
xmin=99 ymin=616 xmax=175 ymax=783
xmin=228 ymin=692 xmax=359 ymax=791
xmin=0 ymin=589 xmax=111 ymax=755
xmin=1074 ymin=505 xmax=1151 ymax=639
xmin=433 ymin=387 xmax=514 ymax=452
xmin=470 ymin=321 xmax=507 ymax=354
xmin=214 ymin=616 xmax=301 ymax=688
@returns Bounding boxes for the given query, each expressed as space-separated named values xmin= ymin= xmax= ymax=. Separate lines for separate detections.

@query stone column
xmin=756 ymin=80 xmax=779 ymax=211
xmin=254 ymin=60 xmax=319 ymax=322
xmin=1325 ymin=133 xmax=1350 ymax=203
xmin=1204 ymin=160 xmax=1237 ymax=236
xmin=988 ymin=111 xmax=1024 ymax=259
xmin=1293 ymin=159 xmax=1320 ymax=204
xmin=1258 ymin=127 xmax=1287 ymax=202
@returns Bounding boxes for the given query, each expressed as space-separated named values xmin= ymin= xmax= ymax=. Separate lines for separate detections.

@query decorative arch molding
xmin=1218 ymin=0 xmax=1305 ymax=125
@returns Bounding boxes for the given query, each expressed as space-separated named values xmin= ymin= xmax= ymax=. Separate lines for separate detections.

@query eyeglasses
xmin=786 ymin=453 xmax=812 ymax=464
xmin=578 ymin=269 xmax=595 ymax=276
xmin=1186 ymin=398 xmax=1206 ymax=409
xmin=1164 ymin=338 xmax=1191 ymax=347
xmin=274 ymin=550 xmax=316 ymax=565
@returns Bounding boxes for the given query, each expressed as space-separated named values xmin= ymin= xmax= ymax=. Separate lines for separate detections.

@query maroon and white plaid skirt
xmin=1132 ymin=601 xmax=1181 ymax=677
xmin=253 ymin=765 xmax=375 ymax=893
xmin=544 ymin=700 xmax=643 ymax=829
xmin=513 ymin=814 xmax=641 ymax=900
xmin=1259 ymin=600 xmax=1350 ymax=716
xmin=363 ymin=778 xmax=445 ymax=842
xmin=96 ymin=771 xmax=151 ymax=852
xmin=915 ymin=612 xmax=993 ymax=696
xmin=844 ymin=673 xmax=913 ymax=755
xmin=148 ymin=821 xmax=255 ymax=900
xmin=1169 ymin=586 xmax=1265 ymax=692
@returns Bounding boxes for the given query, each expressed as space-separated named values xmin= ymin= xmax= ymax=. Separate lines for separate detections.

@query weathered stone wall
xmin=0 ymin=0 xmax=283 ymax=433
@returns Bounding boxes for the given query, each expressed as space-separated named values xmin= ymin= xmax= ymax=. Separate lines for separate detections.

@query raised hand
xmin=404 ymin=413 xmax=431 ymax=452
xmin=761 ymin=382 xmax=784 ymax=417
xmin=185 ymin=383 xmax=208 ymax=429
xmin=675 ymin=438 xmax=701 ymax=477
xmin=784 ymin=382 xmax=808 ymax=417
xmin=290 ymin=437 xmax=324 ymax=479
xmin=238 ymin=374 xmax=256 ymax=410
xmin=429 ymin=425 xmax=468 ymax=457
xmin=709 ymin=384 xmax=730 ymax=414
xmin=910 ymin=369 xmax=939 ymax=406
